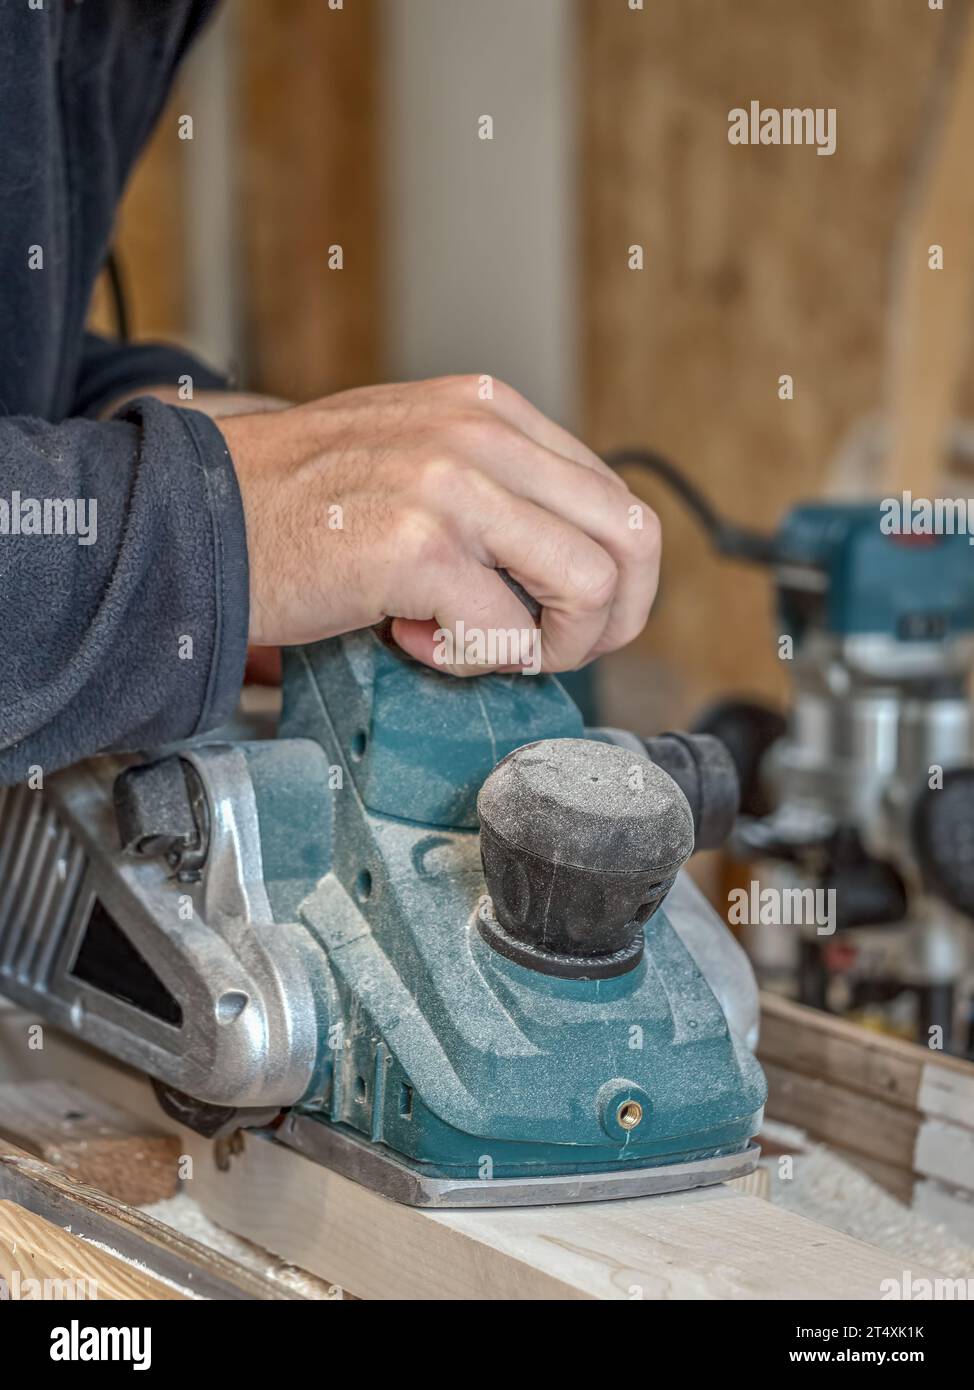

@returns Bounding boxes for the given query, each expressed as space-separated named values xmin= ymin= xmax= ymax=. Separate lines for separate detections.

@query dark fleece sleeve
xmin=0 ymin=398 xmax=249 ymax=783
xmin=72 ymin=331 xmax=230 ymax=419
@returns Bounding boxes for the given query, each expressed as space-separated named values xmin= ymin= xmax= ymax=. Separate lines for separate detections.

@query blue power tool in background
xmin=610 ymin=450 xmax=974 ymax=1055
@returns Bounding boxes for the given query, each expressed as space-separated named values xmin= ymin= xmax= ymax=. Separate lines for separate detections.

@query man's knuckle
xmin=570 ymin=554 xmax=618 ymax=610
xmin=459 ymin=409 xmax=519 ymax=452
xmin=412 ymin=453 xmax=474 ymax=504
xmin=620 ymin=501 xmax=661 ymax=554
xmin=394 ymin=507 xmax=453 ymax=568
xmin=642 ymin=505 xmax=662 ymax=547
xmin=414 ymin=454 xmax=455 ymax=491
xmin=495 ymin=378 xmax=533 ymax=412
xmin=442 ymin=373 xmax=485 ymax=398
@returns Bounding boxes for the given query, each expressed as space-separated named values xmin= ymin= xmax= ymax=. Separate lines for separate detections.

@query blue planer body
xmin=0 ymin=631 xmax=766 ymax=1206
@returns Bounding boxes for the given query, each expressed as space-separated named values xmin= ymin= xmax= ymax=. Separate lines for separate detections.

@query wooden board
xmin=759 ymin=992 xmax=974 ymax=1210
xmin=0 ymin=1003 xmax=946 ymax=1301
xmin=0 ymin=1138 xmax=297 ymax=1302
xmin=759 ymin=992 xmax=974 ymax=1125
xmin=0 ymin=1198 xmax=184 ymax=1302
xmin=0 ymin=1080 xmax=180 ymax=1206
xmin=763 ymin=1061 xmax=920 ymax=1174
xmin=187 ymin=1124 xmax=929 ymax=1301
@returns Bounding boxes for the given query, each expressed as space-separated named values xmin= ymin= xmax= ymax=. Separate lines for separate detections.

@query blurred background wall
xmin=90 ymin=0 xmax=962 ymax=735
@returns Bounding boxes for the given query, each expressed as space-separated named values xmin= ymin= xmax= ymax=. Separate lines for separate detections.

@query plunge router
xmin=710 ymin=505 xmax=974 ymax=1049
xmin=0 ymin=630 xmax=765 ymax=1206
xmin=608 ymin=449 xmax=974 ymax=1053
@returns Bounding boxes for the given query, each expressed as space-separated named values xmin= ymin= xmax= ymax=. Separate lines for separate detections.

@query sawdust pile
xmin=141 ymin=1191 xmax=341 ymax=1299
xmin=770 ymin=1144 xmax=974 ymax=1278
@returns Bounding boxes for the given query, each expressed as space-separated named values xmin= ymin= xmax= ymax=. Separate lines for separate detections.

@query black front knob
xmin=477 ymin=738 xmax=694 ymax=978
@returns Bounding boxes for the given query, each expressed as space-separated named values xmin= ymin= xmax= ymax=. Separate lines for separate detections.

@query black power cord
xmin=105 ymin=248 xmax=131 ymax=342
xmin=604 ymin=447 xmax=780 ymax=567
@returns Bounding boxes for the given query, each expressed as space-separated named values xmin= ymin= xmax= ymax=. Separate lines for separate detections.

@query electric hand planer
xmin=0 ymin=632 xmax=766 ymax=1206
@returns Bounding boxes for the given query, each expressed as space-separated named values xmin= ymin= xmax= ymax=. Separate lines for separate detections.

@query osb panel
xmin=238 ymin=0 xmax=379 ymax=400
xmin=582 ymin=0 xmax=944 ymax=726
xmin=91 ymin=0 xmax=378 ymax=400
xmin=88 ymin=105 xmax=188 ymax=341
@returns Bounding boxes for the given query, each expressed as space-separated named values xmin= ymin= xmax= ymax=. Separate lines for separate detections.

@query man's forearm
xmin=0 ymin=401 xmax=248 ymax=782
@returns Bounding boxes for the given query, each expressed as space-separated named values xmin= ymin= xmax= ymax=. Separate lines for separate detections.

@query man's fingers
xmin=447 ymin=432 xmax=660 ymax=664
xmin=228 ymin=374 xmax=660 ymax=666
xmin=471 ymin=494 xmax=619 ymax=671
xmin=392 ymin=566 xmax=541 ymax=676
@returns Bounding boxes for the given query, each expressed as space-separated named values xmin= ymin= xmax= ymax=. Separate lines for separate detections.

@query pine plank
xmin=0 ymin=1199 xmax=183 ymax=1301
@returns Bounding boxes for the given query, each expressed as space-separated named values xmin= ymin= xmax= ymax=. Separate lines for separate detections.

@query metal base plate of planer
xmin=277 ymin=1115 xmax=761 ymax=1208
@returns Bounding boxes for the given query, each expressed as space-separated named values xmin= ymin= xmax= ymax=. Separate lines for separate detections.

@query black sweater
xmin=0 ymin=0 xmax=248 ymax=783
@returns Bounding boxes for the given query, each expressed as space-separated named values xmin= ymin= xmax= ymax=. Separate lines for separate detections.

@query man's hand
xmin=217 ymin=376 xmax=661 ymax=675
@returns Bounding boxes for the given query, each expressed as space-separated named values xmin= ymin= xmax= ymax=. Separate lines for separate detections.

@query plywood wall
xmin=237 ymin=0 xmax=378 ymax=400
xmin=88 ymin=107 xmax=188 ymax=341
xmin=581 ymin=0 xmax=946 ymax=729
xmin=91 ymin=0 xmax=379 ymax=400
